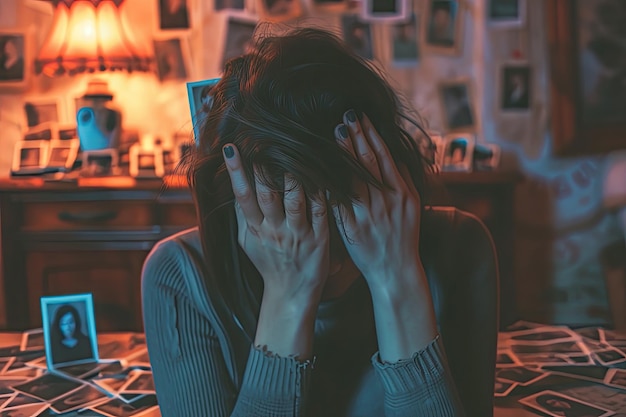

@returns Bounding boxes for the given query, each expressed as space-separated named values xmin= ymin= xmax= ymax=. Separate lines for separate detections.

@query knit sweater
xmin=142 ymin=208 xmax=496 ymax=417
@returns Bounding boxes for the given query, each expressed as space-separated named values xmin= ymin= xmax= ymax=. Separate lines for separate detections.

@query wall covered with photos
xmin=0 ymin=0 xmax=625 ymax=326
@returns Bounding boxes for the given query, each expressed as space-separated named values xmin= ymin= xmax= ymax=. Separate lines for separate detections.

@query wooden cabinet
xmin=0 ymin=173 xmax=520 ymax=331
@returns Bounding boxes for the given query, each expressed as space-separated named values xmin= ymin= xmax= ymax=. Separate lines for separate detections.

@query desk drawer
xmin=21 ymin=201 xmax=154 ymax=231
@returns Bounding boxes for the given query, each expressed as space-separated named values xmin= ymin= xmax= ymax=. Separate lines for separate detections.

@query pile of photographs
xmin=496 ymin=320 xmax=626 ymax=417
xmin=0 ymin=331 xmax=157 ymax=416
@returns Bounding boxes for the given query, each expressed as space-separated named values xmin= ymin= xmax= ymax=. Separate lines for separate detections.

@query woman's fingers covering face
xmin=222 ymin=144 xmax=263 ymax=226
xmin=359 ymin=113 xmax=402 ymax=186
xmin=343 ymin=109 xmax=382 ymax=182
xmin=283 ymin=173 xmax=307 ymax=230
xmin=254 ymin=166 xmax=284 ymax=227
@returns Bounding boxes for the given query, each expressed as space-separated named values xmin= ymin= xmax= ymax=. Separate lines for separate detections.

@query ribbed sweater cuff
xmin=371 ymin=335 xmax=449 ymax=394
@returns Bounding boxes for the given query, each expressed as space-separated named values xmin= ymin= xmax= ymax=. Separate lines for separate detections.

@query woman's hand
xmin=223 ymin=144 xmax=329 ymax=359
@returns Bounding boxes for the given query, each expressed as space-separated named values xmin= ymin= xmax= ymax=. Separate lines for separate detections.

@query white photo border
xmin=0 ymin=30 xmax=31 ymax=90
xmin=47 ymin=138 xmax=80 ymax=171
xmin=487 ymin=0 xmax=526 ymax=28
xmin=421 ymin=0 xmax=465 ymax=56
xmin=438 ymin=78 xmax=477 ymax=133
xmin=498 ymin=60 xmax=532 ymax=113
xmin=12 ymin=140 xmax=49 ymax=173
xmin=360 ymin=0 xmax=410 ymax=23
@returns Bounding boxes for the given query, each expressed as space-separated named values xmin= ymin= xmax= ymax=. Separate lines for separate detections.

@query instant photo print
xmin=361 ymin=0 xmax=410 ymax=22
xmin=186 ymin=78 xmax=221 ymax=144
xmin=129 ymin=143 xmax=165 ymax=178
xmin=81 ymin=149 xmax=119 ymax=177
xmin=46 ymin=139 xmax=79 ymax=171
xmin=11 ymin=140 xmax=49 ymax=175
xmin=441 ymin=133 xmax=474 ymax=172
xmin=41 ymin=293 xmax=99 ymax=373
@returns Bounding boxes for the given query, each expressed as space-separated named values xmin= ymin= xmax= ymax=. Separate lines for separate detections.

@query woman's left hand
xmin=333 ymin=109 xmax=423 ymax=292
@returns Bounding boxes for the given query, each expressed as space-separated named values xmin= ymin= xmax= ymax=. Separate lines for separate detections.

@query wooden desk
xmin=0 ymin=172 xmax=521 ymax=332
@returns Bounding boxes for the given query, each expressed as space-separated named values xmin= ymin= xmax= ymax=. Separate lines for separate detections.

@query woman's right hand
xmin=222 ymin=144 xmax=330 ymax=305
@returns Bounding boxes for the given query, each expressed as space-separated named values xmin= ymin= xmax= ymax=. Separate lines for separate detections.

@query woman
xmin=142 ymin=27 xmax=498 ymax=416
xmin=50 ymin=304 xmax=93 ymax=365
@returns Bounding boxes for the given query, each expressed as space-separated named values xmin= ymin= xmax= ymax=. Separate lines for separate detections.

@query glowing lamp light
xmin=35 ymin=0 xmax=153 ymax=76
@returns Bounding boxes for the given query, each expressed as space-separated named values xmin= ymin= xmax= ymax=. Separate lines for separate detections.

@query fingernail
xmin=346 ymin=109 xmax=357 ymax=123
xmin=337 ymin=124 xmax=348 ymax=139
xmin=223 ymin=145 xmax=234 ymax=159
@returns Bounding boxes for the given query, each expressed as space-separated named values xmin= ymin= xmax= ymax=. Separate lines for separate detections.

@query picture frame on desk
xmin=129 ymin=144 xmax=165 ymax=178
xmin=441 ymin=133 xmax=474 ymax=172
xmin=23 ymin=96 xmax=66 ymax=128
xmin=81 ymin=149 xmax=119 ymax=177
xmin=12 ymin=140 xmax=49 ymax=173
xmin=360 ymin=0 xmax=410 ymax=23
xmin=46 ymin=139 xmax=80 ymax=171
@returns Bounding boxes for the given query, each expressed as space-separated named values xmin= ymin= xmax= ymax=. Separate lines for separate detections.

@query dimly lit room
xmin=0 ymin=0 xmax=625 ymax=415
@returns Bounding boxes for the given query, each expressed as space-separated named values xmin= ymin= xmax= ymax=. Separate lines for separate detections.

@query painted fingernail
xmin=337 ymin=124 xmax=348 ymax=139
xmin=346 ymin=109 xmax=357 ymax=123
xmin=223 ymin=145 xmax=234 ymax=159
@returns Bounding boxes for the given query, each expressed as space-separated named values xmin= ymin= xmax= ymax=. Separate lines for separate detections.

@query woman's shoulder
xmin=142 ymin=227 xmax=204 ymax=285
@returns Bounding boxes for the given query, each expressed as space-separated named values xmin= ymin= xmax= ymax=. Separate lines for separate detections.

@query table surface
xmin=1 ymin=324 xmax=626 ymax=416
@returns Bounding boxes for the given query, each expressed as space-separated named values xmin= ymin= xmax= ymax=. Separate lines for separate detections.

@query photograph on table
xmin=41 ymin=293 xmax=99 ymax=370
xmin=422 ymin=0 xmax=463 ymax=55
xmin=341 ymin=14 xmax=374 ymax=60
xmin=542 ymin=365 xmax=608 ymax=383
xmin=11 ymin=140 xmax=49 ymax=174
xmin=220 ymin=15 xmax=258 ymax=70
xmin=473 ymin=143 xmax=500 ymax=171
xmin=46 ymin=139 xmax=80 ymax=171
xmin=439 ymin=79 xmax=476 ymax=132
xmin=0 ymin=31 xmax=29 ymax=89
xmin=256 ymin=0 xmax=303 ymax=22
xmin=23 ymin=96 xmax=64 ymax=128
xmin=50 ymin=384 xmax=109 ymax=414
xmin=153 ymin=36 xmax=192 ymax=82
xmin=604 ymin=368 xmax=626 ymax=390
xmin=11 ymin=373 xmax=84 ymax=403
xmin=0 ymin=403 xmax=50 ymax=417
xmin=495 ymin=350 xmax=522 ymax=368
xmin=81 ymin=149 xmax=120 ymax=177
xmin=504 ymin=326 xmax=578 ymax=343
xmin=495 ymin=367 xmax=548 ymax=386
xmin=119 ymin=370 xmax=155 ymax=394
xmin=187 ymin=78 xmax=221 ymax=144
xmin=361 ymin=0 xmax=410 ymax=22
xmin=129 ymin=143 xmax=165 ymax=178
xmin=390 ymin=13 xmax=419 ymax=68
xmin=499 ymin=62 xmax=531 ymax=111
xmin=520 ymin=390 xmax=616 ymax=417
xmin=493 ymin=379 xmax=517 ymax=397
xmin=157 ymin=0 xmax=191 ymax=31
xmin=91 ymin=393 xmax=159 ymax=417
xmin=19 ymin=328 xmax=44 ymax=351
xmin=440 ymin=133 xmax=474 ymax=172
xmin=592 ymin=347 xmax=626 ymax=366
xmin=487 ymin=0 xmax=525 ymax=28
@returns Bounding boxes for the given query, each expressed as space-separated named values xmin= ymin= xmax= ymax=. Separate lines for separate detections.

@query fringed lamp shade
xmin=35 ymin=0 xmax=153 ymax=76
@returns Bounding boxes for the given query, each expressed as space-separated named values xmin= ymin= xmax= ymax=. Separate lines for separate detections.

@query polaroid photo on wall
xmin=341 ymin=14 xmax=374 ymax=60
xmin=220 ymin=14 xmax=258 ymax=71
xmin=441 ymin=133 xmax=474 ymax=172
xmin=256 ymin=0 xmax=303 ymax=22
xmin=390 ymin=13 xmax=419 ymax=68
xmin=23 ymin=96 xmax=65 ymax=128
xmin=153 ymin=36 xmax=193 ymax=82
xmin=186 ymin=78 xmax=221 ymax=144
xmin=0 ymin=30 xmax=30 ymax=89
xmin=519 ymin=390 xmax=615 ymax=417
xmin=422 ymin=0 xmax=464 ymax=55
xmin=11 ymin=140 xmax=49 ymax=174
xmin=361 ymin=0 xmax=409 ymax=22
xmin=499 ymin=61 xmax=531 ymax=112
xmin=487 ymin=0 xmax=526 ymax=28
xmin=129 ymin=143 xmax=165 ymax=178
xmin=157 ymin=0 xmax=191 ymax=31
xmin=41 ymin=293 xmax=99 ymax=371
xmin=46 ymin=139 xmax=80 ymax=171
xmin=439 ymin=79 xmax=476 ymax=132
xmin=81 ymin=149 xmax=120 ymax=177
xmin=212 ymin=0 xmax=247 ymax=13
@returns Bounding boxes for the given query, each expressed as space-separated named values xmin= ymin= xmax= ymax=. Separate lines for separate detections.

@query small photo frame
xmin=391 ymin=13 xmax=419 ymax=68
xmin=307 ymin=0 xmax=349 ymax=14
xmin=12 ymin=140 xmax=49 ymax=173
xmin=500 ymin=62 xmax=531 ymax=111
xmin=82 ymin=149 xmax=119 ymax=177
xmin=487 ymin=0 xmax=526 ymax=28
xmin=220 ymin=14 xmax=258 ymax=71
xmin=153 ymin=36 xmax=192 ymax=82
xmin=0 ymin=31 xmax=29 ymax=89
xmin=361 ymin=0 xmax=409 ymax=22
xmin=23 ymin=122 xmax=76 ymax=141
xmin=41 ymin=293 xmax=99 ymax=370
xmin=422 ymin=0 xmax=464 ymax=55
xmin=47 ymin=139 xmax=80 ymax=171
xmin=341 ymin=14 xmax=374 ymax=60
xmin=157 ymin=0 xmax=191 ymax=31
xmin=473 ymin=143 xmax=501 ymax=171
xmin=129 ymin=144 xmax=165 ymax=178
xmin=213 ymin=0 xmax=247 ymax=12
xmin=439 ymin=79 xmax=476 ymax=132
xmin=186 ymin=78 xmax=221 ymax=144
xmin=256 ymin=0 xmax=303 ymax=21
xmin=23 ymin=96 xmax=64 ymax=128
xmin=441 ymin=133 xmax=475 ymax=172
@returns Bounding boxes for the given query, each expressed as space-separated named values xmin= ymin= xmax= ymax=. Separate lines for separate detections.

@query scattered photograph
xmin=605 ymin=368 xmax=626 ymax=390
xmin=495 ymin=367 xmax=548 ymax=386
xmin=46 ymin=139 xmax=80 ymax=171
xmin=11 ymin=373 xmax=83 ymax=402
xmin=519 ymin=390 xmax=615 ymax=417
xmin=0 ymin=31 xmax=27 ymax=88
xmin=0 ymin=378 xmax=28 ymax=396
xmin=488 ymin=0 xmax=525 ymax=27
xmin=19 ymin=329 xmax=44 ymax=352
xmin=494 ymin=379 xmax=517 ymax=397
xmin=496 ymin=350 xmax=522 ymax=368
xmin=41 ymin=293 xmax=99 ymax=369
xmin=361 ymin=0 xmax=409 ymax=22
xmin=511 ymin=341 xmax=587 ymax=355
xmin=0 ymin=403 xmax=50 ymax=417
xmin=439 ymin=80 xmax=475 ymax=131
xmin=23 ymin=97 xmax=62 ymax=128
xmin=50 ymin=384 xmax=109 ymax=414
xmin=391 ymin=13 xmax=419 ymax=67
xmin=158 ymin=0 xmax=191 ymax=30
xmin=506 ymin=327 xmax=577 ymax=343
xmin=473 ymin=143 xmax=500 ymax=171
xmin=593 ymin=348 xmax=626 ymax=366
xmin=3 ymin=393 xmax=40 ymax=408
xmin=91 ymin=394 xmax=158 ymax=417
xmin=221 ymin=16 xmax=257 ymax=70
xmin=120 ymin=371 xmax=155 ymax=394
xmin=441 ymin=133 xmax=474 ymax=172
xmin=543 ymin=365 xmax=609 ymax=383
xmin=501 ymin=63 xmax=531 ymax=111
xmin=341 ymin=14 xmax=374 ymax=60
xmin=154 ymin=37 xmax=191 ymax=82
xmin=12 ymin=140 xmax=49 ymax=173
xmin=187 ymin=78 xmax=220 ymax=144
xmin=423 ymin=0 xmax=463 ymax=54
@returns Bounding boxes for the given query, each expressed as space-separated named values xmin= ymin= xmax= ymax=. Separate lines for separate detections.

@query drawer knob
xmin=58 ymin=210 xmax=118 ymax=223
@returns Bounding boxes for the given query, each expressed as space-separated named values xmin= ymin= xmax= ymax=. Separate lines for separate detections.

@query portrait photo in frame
xmin=361 ymin=0 xmax=410 ymax=22
xmin=422 ymin=0 xmax=464 ymax=55
xmin=0 ymin=30 xmax=29 ymax=89
xmin=499 ymin=61 xmax=531 ymax=112
xmin=186 ymin=78 xmax=221 ymax=144
xmin=220 ymin=14 xmax=258 ymax=71
xmin=439 ymin=79 xmax=476 ymax=132
xmin=256 ymin=0 xmax=303 ymax=22
xmin=487 ymin=0 xmax=526 ymax=28
xmin=81 ymin=149 xmax=119 ymax=177
xmin=390 ymin=12 xmax=419 ymax=68
xmin=153 ymin=36 xmax=193 ymax=82
xmin=341 ymin=14 xmax=374 ymax=60
xmin=47 ymin=139 xmax=80 ymax=171
xmin=41 ymin=293 xmax=99 ymax=370
xmin=129 ymin=143 xmax=165 ymax=178
xmin=306 ymin=0 xmax=349 ymax=14
xmin=157 ymin=0 xmax=191 ymax=31
xmin=12 ymin=140 xmax=49 ymax=174
xmin=23 ymin=96 xmax=64 ymax=128
xmin=441 ymin=132 xmax=475 ymax=172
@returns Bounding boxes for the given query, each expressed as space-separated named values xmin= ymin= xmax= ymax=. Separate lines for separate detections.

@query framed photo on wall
xmin=187 ymin=78 xmax=221 ymax=144
xmin=547 ymin=0 xmax=626 ymax=155
xmin=439 ymin=79 xmax=476 ymax=132
xmin=0 ymin=30 xmax=29 ymax=89
xmin=23 ymin=97 xmax=64 ymax=128
xmin=390 ymin=13 xmax=419 ymax=68
xmin=153 ymin=36 xmax=192 ymax=82
xmin=361 ymin=0 xmax=410 ymax=23
xmin=157 ymin=0 xmax=191 ymax=31
xmin=422 ymin=0 xmax=464 ymax=55
xmin=220 ymin=14 xmax=258 ymax=70
xmin=499 ymin=61 xmax=531 ymax=112
xmin=47 ymin=139 xmax=80 ymax=171
xmin=341 ymin=14 xmax=374 ymax=60
xmin=256 ymin=0 xmax=303 ymax=21
xmin=487 ymin=0 xmax=526 ymax=28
